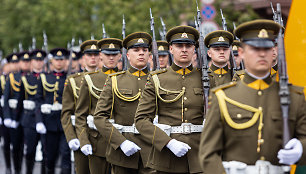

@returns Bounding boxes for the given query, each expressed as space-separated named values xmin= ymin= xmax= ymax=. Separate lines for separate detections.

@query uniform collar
xmin=271 ymin=63 xmax=278 ymax=76
xmin=243 ymin=71 xmax=272 ymax=90
xmin=53 ymin=70 xmax=65 ymax=77
xmin=171 ymin=62 xmax=193 ymax=75
xmin=32 ymin=71 xmax=41 ymax=77
xmin=209 ymin=63 xmax=229 ymax=75
xmin=102 ymin=66 xmax=118 ymax=75
xmin=129 ymin=65 xmax=148 ymax=77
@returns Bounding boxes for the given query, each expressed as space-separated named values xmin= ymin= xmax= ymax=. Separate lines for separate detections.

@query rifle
xmin=233 ymin=22 xmax=244 ymax=70
xmin=18 ymin=42 xmax=23 ymax=52
xmin=194 ymin=16 xmax=202 ymax=68
xmin=67 ymin=37 xmax=75 ymax=76
xmin=220 ymin=9 xmax=237 ymax=77
xmin=122 ymin=14 xmax=128 ymax=71
xmin=196 ymin=0 xmax=210 ymax=115
xmin=150 ymin=8 xmax=160 ymax=70
xmin=102 ymin=24 xmax=107 ymax=39
xmin=91 ymin=34 xmax=95 ymax=40
xmin=43 ymin=31 xmax=50 ymax=72
xmin=271 ymin=2 xmax=284 ymax=27
xmin=276 ymin=3 xmax=290 ymax=148
xmin=78 ymin=38 xmax=83 ymax=46
xmin=159 ymin=17 xmax=167 ymax=40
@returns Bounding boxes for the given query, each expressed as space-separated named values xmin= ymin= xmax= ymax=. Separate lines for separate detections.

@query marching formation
xmin=1 ymin=3 xmax=306 ymax=174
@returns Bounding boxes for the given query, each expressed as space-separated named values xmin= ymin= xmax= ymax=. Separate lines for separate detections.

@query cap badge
xmin=90 ymin=45 xmax=97 ymax=49
xmin=218 ymin=36 xmax=225 ymax=42
xmin=158 ymin=46 xmax=164 ymax=51
xmin=137 ymin=38 xmax=144 ymax=43
xmin=57 ymin=51 xmax=63 ymax=56
xmin=72 ymin=53 xmax=76 ymax=58
xmin=24 ymin=54 xmax=29 ymax=59
xmin=181 ymin=33 xmax=188 ymax=38
xmin=109 ymin=43 xmax=115 ymax=48
xmin=232 ymin=45 xmax=238 ymax=51
xmin=12 ymin=55 xmax=18 ymax=60
xmin=258 ymin=29 xmax=268 ymax=38
xmin=37 ymin=52 xmax=42 ymax=57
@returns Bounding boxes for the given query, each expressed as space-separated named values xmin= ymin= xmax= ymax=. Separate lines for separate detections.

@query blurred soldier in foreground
xmin=199 ymin=19 xmax=306 ymax=174
xmin=135 ymin=26 xmax=204 ymax=173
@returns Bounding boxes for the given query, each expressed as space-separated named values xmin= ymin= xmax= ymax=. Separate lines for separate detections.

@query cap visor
xmin=244 ymin=40 xmax=275 ymax=48
xmin=101 ymin=50 xmax=121 ymax=55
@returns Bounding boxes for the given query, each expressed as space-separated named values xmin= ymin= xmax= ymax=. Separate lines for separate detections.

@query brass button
xmin=182 ymin=76 xmax=185 ymax=79
xmin=259 ymin=107 xmax=262 ymax=111
xmin=138 ymin=78 xmax=141 ymax=80
xmin=219 ymin=75 xmax=222 ymax=77
xmin=139 ymin=89 xmax=141 ymax=91
xmin=260 ymin=156 xmax=265 ymax=161
xmin=184 ymin=97 xmax=187 ymax=100
xmin=185 ymin=120 xmax=188 ymax=123
xmin=237 ymin=114 xmax=242 ymax=118
xmin=182 ymin=87 xmax=186 ymax=90
xmin=259 ymin=139 xmax=264 ymax=144
xmin=56 ymin=76 xmax=60 ymax=79
xmin=258 ymin=91 xmax=262 ymax=96
xmin=184 ymin=108 xmax=188 ymax=111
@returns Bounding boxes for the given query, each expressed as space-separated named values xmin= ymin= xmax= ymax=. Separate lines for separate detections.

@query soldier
xmin=134 ymin=26 xmax=204 ymax=174
xmin=35 ymin=48 xmax=71 ymax=174
xmin=68 ymin=51 xmax=82 ymax=73
xmin=61 ymin=40 xmax=100 ymax=174
xmin=232 ymin=40 xmax=243 ymax=70
xmin=0 ymin=53 xmax=17 ymax=174
xmin=93 ymin=32 xmax=155 ymax=174
xmin=75 ymin=38 xmax=121 ymax=174
xmin=157 ymin=40 xmax=172 ymax=69
xmin=204 ymin=30 xmax=234 ymax=88
xmin=3 ymin=51 xmax=32 ymax=174
xmin=199 ymin=19 xmax=306 ymax=173
xmin=20 ymin=49 xmax=46 ymax=174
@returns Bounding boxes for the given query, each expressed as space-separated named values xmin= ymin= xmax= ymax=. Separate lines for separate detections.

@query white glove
xmin=81 ymin=144 xmax=93 ymax=156
xmin=166 ymin=139 xmax=191 ymax=157
xmin=120 ymin=140 xmax=141 ymax=156
xmin=36 ymin=122 xmax=47 ymax=134
xmin=87 ymin=115 xmax=97 ymax=130
xmin=10 ymin=120 xmax=19 ymax=129
xmin=68 ymin=138 xmax=80 ymax=151
xmin=4 ymin=118 xmax=12 ymax=128
xmin=278 ymin=138 xmax=303 ymax=165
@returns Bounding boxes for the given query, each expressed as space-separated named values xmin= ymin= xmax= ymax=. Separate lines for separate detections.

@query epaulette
xmin=85 ymin=70 xmax=99 ymax=76
xmin=109 ymin=71 xmax=126 ymax=77
xmin=67 ymin=72 xmax=82 ymax=79
xmin=290 ymin=85 xmax=304 ymax=95
xmin=150 ymin=68 xmax=167 ymax=75
xmin=211 ymin=81 xmax=237 ymax=93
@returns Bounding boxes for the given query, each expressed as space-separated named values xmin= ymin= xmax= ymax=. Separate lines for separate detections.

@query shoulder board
xmin=150 ymin=68 xmax=167 ymax=75
xmin=85 ymin=70 xmax=99 ymax=76
xmin=290 ymin=85 xmax=304 ymax=95
xmin=211 ymin=81 xmax=237 ymax=93
xmin=109 ymin=71 xmax=126 ymax=77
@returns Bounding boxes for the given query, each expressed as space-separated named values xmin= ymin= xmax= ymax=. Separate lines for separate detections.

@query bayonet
xmin=122 ymin=14 xmax=128 ymax=71
xmin=32 ymin=37 xmax=36 ymax=50
xmin=102 ymin=23 xmax=107 ymax=39
xmin=150 ymin=8 xmax=160 ymax=70
xmin=18 ymin=42 xmax=23 ymax=52
xmin=220 ymin=9 xmax=227 ymax=31
xmin=160 ymin=17 xmax=166 ymax=40
xmin=91 ymin=34 xmax=95 ymax=40
xmin=67 ymin=37 xmax=75 ymax=76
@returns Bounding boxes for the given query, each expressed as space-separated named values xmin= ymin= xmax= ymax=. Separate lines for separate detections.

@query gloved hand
xmin=166 ymin=139 xmax=191 ymax=157
xmin=278 ymin=138 xmax=303 ymax=165
xmin=81 ymin=144 xmax=93 ymax=156
xmin=68 ymin=139 xmax=80 ymax=151
xmin=36 ymin=122 xmax=47 ymax=134
xmin=120 ymin=140 xmax=141 ymax=156
xmin=10 ymin=120 xmax=19 ymax=129
xmin=4 ymin=118 xmax=12 ymax=128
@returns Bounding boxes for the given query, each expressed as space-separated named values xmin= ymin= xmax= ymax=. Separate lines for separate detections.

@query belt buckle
xmin=182 ymin=123 xmax=191 ymax=134
xmin=255 ymin=160 xmax=270 ymax=174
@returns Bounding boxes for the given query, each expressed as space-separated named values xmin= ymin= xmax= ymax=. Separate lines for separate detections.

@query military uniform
xmin=204 ymin=30 xmax=234 ymax=88
xmin=20 ymin=49 xmax=47 ymax=174
xmin=134 ymin=26 xmax=204 ymax=173
xmin=3 ymin=51 xmax=32 ymax=174
xmin=75 ymin=39 xmax=120 ymax=174
xmin=157 ymin=40 xmax=172 ymax=69
xmin=61 ymin=71 xmax=90 ymax=174
xmin=35 ymin=48 xmax=71 ymax=174
xmin=93 ymin=33 xmax=155 ymax=174
xmin=232 ymin=40 xmax=244 ymax=71
xmin=199 ymin=20 xmax=306 ymax=174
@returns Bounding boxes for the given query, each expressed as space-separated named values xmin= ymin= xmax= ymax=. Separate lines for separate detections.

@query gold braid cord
xmin=111 ymin=75 xmax=141 ymax=102
xmin=9 ymin=73 xmax=20 ymax=92
xmin=1 ymin=75 xmax=6 ymax=92
xmin=40 ymin=74 xmax=58 ymax=92
xmin=21 ymin=76 xmax=37 ymax=96
xmin=84 ymin=74 xmax=102 ymax=99
xmin=69 ymin=78 xmax=79 ymax=99
xmin=215 ymin=89 xmax=264 ymax=152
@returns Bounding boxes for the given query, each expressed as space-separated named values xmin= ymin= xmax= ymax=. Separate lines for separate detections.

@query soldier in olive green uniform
xmin=93 ymin=32 xmax=155 ymax=174
xmin=75 ymin=38 xmax=122 ymax=174
xmin=157 ymin=41 xmax=172 ymax=69
xmin=61 ymin=40 xmax=100 ymax=174
xmin=199 ymin=20 xmax=306 ymax=174
xmin=134 ymin=26 xmax=204 ymax=174
xmin=232 ymin=40 xmax=244 ymax=71
xmin=204 ymin=30 xmax=234 ymax=88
